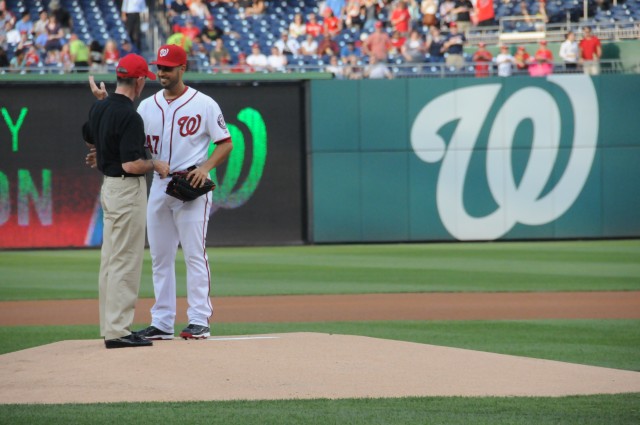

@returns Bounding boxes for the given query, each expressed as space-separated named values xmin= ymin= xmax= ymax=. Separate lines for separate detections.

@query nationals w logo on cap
xmin=151 ymin=44 xmax=187 ymax=67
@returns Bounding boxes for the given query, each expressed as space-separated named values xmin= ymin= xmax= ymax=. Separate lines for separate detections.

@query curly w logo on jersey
xmin=178 ymin=115 xmax=201 ymax=136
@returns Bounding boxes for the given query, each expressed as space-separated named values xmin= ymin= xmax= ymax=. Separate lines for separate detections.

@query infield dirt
xmin=1 ymin=292 xmax=639 ymax=404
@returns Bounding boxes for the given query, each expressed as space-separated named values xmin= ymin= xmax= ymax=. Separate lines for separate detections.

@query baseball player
xmin=90 ymin=45 xmax=233 ymax=340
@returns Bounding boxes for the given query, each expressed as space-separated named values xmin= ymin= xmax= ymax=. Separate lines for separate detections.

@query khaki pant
xmin=99 ymin=176 xmax=147 ymax=340
xmin=583 ymin=60 xmax=600 ymax=76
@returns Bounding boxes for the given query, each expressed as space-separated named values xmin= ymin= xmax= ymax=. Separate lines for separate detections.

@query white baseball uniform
xmin=137 ymin=86 xmax=231 ymax=333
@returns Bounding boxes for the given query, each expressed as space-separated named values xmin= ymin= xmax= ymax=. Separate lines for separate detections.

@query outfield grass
xmin=1 ymin=240 xmax=639 ymax=300
xmin=1 ymin=241 xmax=639 ymax=423
xmin=1 ymin=394 xmax=639 ymax=425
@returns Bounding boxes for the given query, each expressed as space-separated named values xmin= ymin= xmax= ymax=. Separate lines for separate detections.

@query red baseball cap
xmin=151 ymin=44 xmax=187 ymax=67
xmin=116 ymin=54 xmax=156 ymax=80
xmin=539 ymin=40 xmax=547 ymax=45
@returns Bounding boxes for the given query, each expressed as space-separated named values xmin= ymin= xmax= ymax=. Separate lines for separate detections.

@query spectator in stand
xmin=274 ymin=31 xmax=300 ymax=57
xmin=407 ymin=0 xmax=422 ymax=28
xmin=121 ymin=0 xmax=146 ymax=50
xmin=244 ymin=0 xmax=267 ymax=18
xmin=33 ymin=26 xmax=48 ymax=51
xmin=69 ymin=33 xmax=90 ymax=71
xmin=438 ymin=0 xmax=456 ymax=30
xmin=2 ymin=19 xmax=21 ymax=48
xmin=44 ymin=14 xmax=64 ymax=52
xmin=421 ymin=0 xmax=438 ymax=28
xmin=189 ymin=0 xmax=212 ymax=20
xmin=363 ymin=21 xmax=391 ymax=61
xmin=325 ymin=54 xmax=346 ymax=79
xmin=201 ymin=16 xmax=227 ymax=45
xmin=559 ymin=30 xmax=578 ymax=71
xmin=318 ymin=33 xmax=340 ymax=57
xmin=300 ymin=33 xmax=319 ymax=56
xmin=89 ymin=40 xmax=105 ymax=73
xmin=362 ymin=0 xmax=379 ymax=33
xmin=514 ymin=45 xmax=530 ymax=73
xmin=209 ymin=38 xmax=231 ymax=68
xmin=322 ymin=8 xmax=342 ymax=37
xmin=442 ymin=22 xmax=465 ymax=69
xmin=365 ymin=55 xmax=394 ymax=79
xmin=119 ymin=38 xmax=138 ymax=56
xmin=389 ymin=30 xmax=406 ymax=57
xmin=54 ymin=43 xmax=73 ymax=72
xmin=451 ymin=0 xmax=473 ymax=35
xmin=9 ymin=47 xmax=26 ymax=72
xmin=231 ymin=52 xmax=253 ymax=73
xmin=246 ymin=43 xmax=268 ymax=71
xmin=344 ymin=54 xmax=364 ymax=79
xmin=267 ymin=45 xmax=288 ymax=72
xmin=33 ymin=10 xmax=49 ymax=37
xmin=324 ymin=0 xmax=347 ymax=17
xmin=306 ymin=13 xmax=323 ymax=38
xmin=528 ymin=53 xmax=553 ymax=76
xmin=289 ymin=13 xmax=306 ymax=39
xmin=532 ymin=39 xmax=553 ymax=72
xmin=340 ymin=40 xmax=362 ymax=61
xmin=167 ymin=0 xmax=190 ymax=22
xmin=426 ymin=26 xmax=446 ymax=63
xmin=167 ymin=30 xmax=193 ymax=53
xmin=0 ymin=1 xmax=16 ymax=28
xmin=401 ymin=29 xmax=425 ymax=63
xmin=495 ymin=44 xmax=515 ymax=76
xmin=390 ymin=1 xmax=411 ymax=37
xmin=15 ymin=12 xmax=33 ymax=36
xmin=579 ymin=26 xmax=601 ymax=75
xmin=48 ymin=0 xmax=72 ymax=35
xmin=179 ymin=18 xmax=201 ymax=41
xmin=0 ymin=46 xmax=9 ymax=68
xmin=472 ymin=42 xmax=493 ymax=77
xmin=23 ymin=44 xmax=40 ymax=68
xmin=191 ymin=34 xmax=209 ymax=56
xmin=103 ymin=39 xmax=121 ymax=68
xmin=344 ymin=0 xmax=364 ymax=30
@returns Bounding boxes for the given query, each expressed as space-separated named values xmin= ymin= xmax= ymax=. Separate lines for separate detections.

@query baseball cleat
xmin=179 ymin=324 xmax=210 ymax=340
xmin=133 ymin=325 xmax=174 ymax=340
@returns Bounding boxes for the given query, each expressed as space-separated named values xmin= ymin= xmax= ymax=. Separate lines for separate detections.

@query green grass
xmin=1 ymin=240 xmax=639 ymax=300
xmin=2 ymin=320 xmax=639 ymax=371
xmin=1 ymin=394 xmax=639 ymax=425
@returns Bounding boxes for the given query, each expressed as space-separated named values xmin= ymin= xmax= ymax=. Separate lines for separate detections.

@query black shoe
xmin=179 ymin=324 xmax=210 ymax=340
xmin=105 ymin=333 xmax=153 ymax=349
xmin=133 ymin=325 xmax=174 ymax=340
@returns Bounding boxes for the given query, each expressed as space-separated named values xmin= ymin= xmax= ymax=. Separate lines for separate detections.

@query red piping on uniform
xmin=202 ymin=195 xmax=213 ymax=322
xmin=169 ymin=90 xmax=199 ymax=167
xmin=152 ymin=94 xmax=165 ymax=160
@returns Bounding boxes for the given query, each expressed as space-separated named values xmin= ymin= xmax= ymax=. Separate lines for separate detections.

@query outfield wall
xmin=0 ymin=74 xmax=639 ymax=248
xmin=309 ymin=74 xmax=640 ymax=242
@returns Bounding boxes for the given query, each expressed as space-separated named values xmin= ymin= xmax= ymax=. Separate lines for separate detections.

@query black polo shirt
xmin=82 ymin=93 xmax=146 ymax=177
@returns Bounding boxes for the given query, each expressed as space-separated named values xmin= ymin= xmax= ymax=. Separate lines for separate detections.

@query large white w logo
xmin=410 ymin=75 xmax=599 ymax=240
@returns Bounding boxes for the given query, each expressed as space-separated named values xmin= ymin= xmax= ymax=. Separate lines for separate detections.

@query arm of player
xmin=187 ymin=139 xmax=233 ymax=187
xmin=123 ymin=158 xmax=170 ymax=178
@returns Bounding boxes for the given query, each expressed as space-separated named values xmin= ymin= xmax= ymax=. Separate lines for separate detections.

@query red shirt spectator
xmin=364 ymin=21 xmax=392 ymax=61
xmin=390 ymin=1 xmax=411 ymax=35
xmin=579 ymin=26 xmax=601 ymax=60
xmin=231 ymin=53 xmax=254 ymax=73
xmin=306 ymin=13 xmax=323 ymax=38
xmin=472 ymin=42 xmax=493 ymax=77
xmin=323 ymin=9 xmax=341 ymax=36
xmin=514 ymin=45 xmax=530 ymax=71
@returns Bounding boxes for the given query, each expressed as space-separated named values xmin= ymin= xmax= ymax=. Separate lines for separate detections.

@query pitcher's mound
xmin=2 ymin=332 xmax=639 ymax=404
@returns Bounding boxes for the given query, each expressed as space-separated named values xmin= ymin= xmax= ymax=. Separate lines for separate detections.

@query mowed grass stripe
xmin=0 ymin=240 xmax=639 ymax=300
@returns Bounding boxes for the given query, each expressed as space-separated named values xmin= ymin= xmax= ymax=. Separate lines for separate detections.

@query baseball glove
xmin=165 ymin=172 xmax=216 ymax=202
